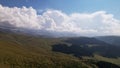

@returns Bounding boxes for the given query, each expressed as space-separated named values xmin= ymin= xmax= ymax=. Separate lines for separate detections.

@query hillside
xmin=0 ymin=30 xmax=95 ymax=68
xmin=96 ymin=36 xmax=120 ymax=46
xmin=0 ymin=29 xmax=120 ymax=68
xmin=52 ymin=37 xmax=120 ymax=58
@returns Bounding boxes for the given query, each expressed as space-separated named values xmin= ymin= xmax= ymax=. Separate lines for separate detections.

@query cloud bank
xmin=0 ymin=5 xmax=120 ymax=37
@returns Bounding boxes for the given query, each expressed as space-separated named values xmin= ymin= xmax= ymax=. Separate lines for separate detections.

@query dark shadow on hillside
xmin=52 ymin=43 xmax=93 ymax=57
xmin=96 ymin=61 xmax=120 ymax=68
xmin=52 ymin=37 xmax=120 ymax=58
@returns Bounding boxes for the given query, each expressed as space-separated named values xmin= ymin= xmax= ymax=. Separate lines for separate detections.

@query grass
xmin=94 ymin=55 xmax=120 ymax=66
xmin=0 ymin=32 xmax=119 ymax=68
xmin=0 ymin=32 xmax=93 ymax=68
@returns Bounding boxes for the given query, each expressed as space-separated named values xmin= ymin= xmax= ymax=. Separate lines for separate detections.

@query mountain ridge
xmin=0 ymin=28 xmax=120 ymax=68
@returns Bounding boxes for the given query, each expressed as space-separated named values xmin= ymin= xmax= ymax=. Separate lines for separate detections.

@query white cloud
xmin=0 ymin=5 xmax=41 ymax=29
xmin=0 ymin=5 xmax=120 ymax=36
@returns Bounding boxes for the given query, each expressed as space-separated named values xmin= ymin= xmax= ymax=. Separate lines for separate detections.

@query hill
xmin=52 ymin=37 xmax=120 ymax=58
xmin=96 ymin=36 xmax=120 ymax=46
xmin=0 ymin=28 xmax=120 ymax=68
xmin=0 ymin=29 xmax=95 ymax=68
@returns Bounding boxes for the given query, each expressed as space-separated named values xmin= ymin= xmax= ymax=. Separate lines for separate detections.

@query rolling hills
xmin=0 ymin=28 xmax=120 ymax=68
xmin=96 ymin=36 xmax=120 ymax=46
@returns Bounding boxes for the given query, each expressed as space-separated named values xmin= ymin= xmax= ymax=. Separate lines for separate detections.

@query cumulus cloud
xmin=0 ymin=4 xmax=120 ymax=37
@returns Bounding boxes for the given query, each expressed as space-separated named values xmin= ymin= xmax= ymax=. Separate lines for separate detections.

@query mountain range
xmin=0 ymin=27 xmax=120 ymax=68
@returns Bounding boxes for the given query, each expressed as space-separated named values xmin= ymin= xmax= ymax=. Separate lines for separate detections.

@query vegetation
xmin=0 ymin=32 xmax=93 ymax=68
xmin=96 ymin=36 xmax=120 ymax=46
xmin=0 ymin=30 xmax=120 ymax=68
xmin=94 ymin=55 xmax=120 ymax=66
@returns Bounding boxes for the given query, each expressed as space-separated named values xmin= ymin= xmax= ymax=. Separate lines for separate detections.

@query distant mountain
xmin=96 ymin=36 xmax=120 ymax=46
xmin=0 ymin=26 xmax=79 ymax=38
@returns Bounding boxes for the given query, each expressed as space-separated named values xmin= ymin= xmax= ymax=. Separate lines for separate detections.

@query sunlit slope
xmin=0 ymin=29 xmax=120 ymax=68
xmin=0 ymin=32 xmax=92 ymax=68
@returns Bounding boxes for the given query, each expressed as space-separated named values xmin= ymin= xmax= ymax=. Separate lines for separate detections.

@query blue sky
xmin=0 ymin=0 xmax=120 ymax=36
xmin=0 ymin=0 xmax=120 ymax=19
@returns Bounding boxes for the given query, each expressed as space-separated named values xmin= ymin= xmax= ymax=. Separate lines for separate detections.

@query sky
xmin=0 ymin=0 xmax=120 ymax=18
xmin=0 ymin=0 xmax=120 ymax=37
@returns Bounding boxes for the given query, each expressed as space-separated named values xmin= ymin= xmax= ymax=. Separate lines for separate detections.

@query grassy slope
xmin=0 ymin=32 xmax=120 ymax=68
xmin=94 ymin=55 xmax=120 ymax=66
xmin=0 ymin=32 xmax=93 ymax=68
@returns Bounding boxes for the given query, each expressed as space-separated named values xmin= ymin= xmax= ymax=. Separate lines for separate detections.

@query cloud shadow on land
xmin=52 ymin=37 xmax=120 ymax=58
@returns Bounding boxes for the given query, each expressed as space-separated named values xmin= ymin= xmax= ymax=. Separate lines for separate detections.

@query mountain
xmin=96 ymin=36 xmax=120 ymax=46
xmin=52 ymin=37 xmax=120 ymax=67
xmin=0 ymin=28 xmax=120 ymax=68
xmin=0 ymin=28 xmax=95 ymax=68
xmin=52 ymin=37 xmax=120 ymax=58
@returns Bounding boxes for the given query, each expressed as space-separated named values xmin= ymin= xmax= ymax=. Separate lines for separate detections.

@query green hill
xmin=0 ymin=31 xmax=95 ymax=68
xmin=0 ymin=30 xmax=120 ymax=68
